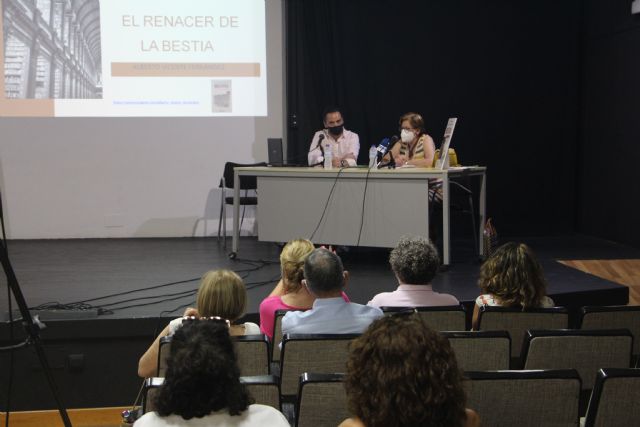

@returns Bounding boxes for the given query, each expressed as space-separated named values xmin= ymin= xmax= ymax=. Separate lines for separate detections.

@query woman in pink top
xmin=259 ymin=239 xmax=349 ymax=339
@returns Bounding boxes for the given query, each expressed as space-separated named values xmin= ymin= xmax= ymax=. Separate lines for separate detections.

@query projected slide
xmin=0 ymin=0 xmax=267 ymax=117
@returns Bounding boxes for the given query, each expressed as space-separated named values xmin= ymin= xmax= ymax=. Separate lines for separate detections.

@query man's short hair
xmin=389 ymin=236 xmax=440 ymax=285
xmin=303 ymin=248 xmax=344 ymax=294
xmin=323 ymin=106 xmax=342 ymax=122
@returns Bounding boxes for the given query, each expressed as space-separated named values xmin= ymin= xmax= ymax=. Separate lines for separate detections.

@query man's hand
xmin=332 ymin=157 xmax=343 ymax=167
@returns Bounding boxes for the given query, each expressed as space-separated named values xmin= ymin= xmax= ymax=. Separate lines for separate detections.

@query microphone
xmin=309 ymin=133 xmax=326 ymax=167
xmin=376 ymin=137 xmax=391 ymax=162
xmin=387 ymin=135 xmax=400 ymax=151
xmin=376 ymin=135 xmax=400 ymax=168
xmin=317 ymin=133 xmax=325 ymax=158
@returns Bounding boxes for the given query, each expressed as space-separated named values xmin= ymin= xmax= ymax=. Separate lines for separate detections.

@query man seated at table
xmin=282 ymin=248 xmax=382 ymax=335
xmin=308 ymin=107 xmax=360 ymax=167
xmin=368 ymin=235 xmax=459 ymax=307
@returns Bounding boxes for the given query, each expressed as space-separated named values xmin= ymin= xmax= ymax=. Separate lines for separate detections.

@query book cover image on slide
xmin=2 ymin=0 xmax=102 ymax=99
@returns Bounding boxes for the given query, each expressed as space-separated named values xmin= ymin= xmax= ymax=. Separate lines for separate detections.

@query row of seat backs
xmin=157 ymin=333 xmax=355 ymax=396
xmin=272 ymin=304 xmax=640 ymax=363
xmin=272 ymin=306 xmax=467 ymax=363
xmin=158 ymin=328 xmax=633 ymax=394
xmin=158 ymin=333 xmax=271 ymax=377
xmin=142 ymin=368 xmax=640 ymax=427
xmin=466 ymin=368 xmax=640 ymax=427
xmin=142 ymin=373 xmax=349 ymax=427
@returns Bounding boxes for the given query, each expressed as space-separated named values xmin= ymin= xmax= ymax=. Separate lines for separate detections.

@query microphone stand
xmin=0 ymin=204 xmax=72 ymax=426
xmin=376 ymin=152 xmax=397 ymax=169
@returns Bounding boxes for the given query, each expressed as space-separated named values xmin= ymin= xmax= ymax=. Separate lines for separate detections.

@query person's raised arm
xmin=137 ymin=323 xmax=170 ymax=378
xmin=137 ymin=307 xmax=198 ymax=377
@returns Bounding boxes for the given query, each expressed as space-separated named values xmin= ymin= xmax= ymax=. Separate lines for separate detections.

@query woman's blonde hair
xmin=478 ymin=242 xmax=549 ymax=309
xmin=196 ymin=269 xmax=246 ymax=321
xmin=280 ymin=239 xmax=314 ymax=292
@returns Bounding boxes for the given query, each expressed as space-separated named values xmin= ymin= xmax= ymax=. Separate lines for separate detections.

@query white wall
xmin=0 ymin=0 xmax=284 ymax=239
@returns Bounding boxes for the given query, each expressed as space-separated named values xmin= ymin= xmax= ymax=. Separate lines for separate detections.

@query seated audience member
xmin=339 ymin=314 xmax=481 ymax=427
xmin=368 ymin=235 xmax=459 ymax=307
xmin=281 ymin=248 xmax=383 ymax=335
xmin=133 ymin=320 xmax=289 ymax=427
xmin=259 ymin=239 xmax=349 ymax=339
xmin=138 ymin=269 xmax=259 ymax=378
xmin=472 ymin=242 xmax=554 ymax=329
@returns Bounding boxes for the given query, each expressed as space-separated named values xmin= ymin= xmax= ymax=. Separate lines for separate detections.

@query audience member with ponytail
xmin=259 ymin=239 xmax=349 ymax=339
xmin=138 ymin=269 xmax=259 ymax=378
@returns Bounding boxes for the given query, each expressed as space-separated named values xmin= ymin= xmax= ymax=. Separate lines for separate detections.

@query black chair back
xmin=220 ymin=162 xmax=267 ymax=190
xmin=583 ymin=368 xmax=640 ymax=427
xmin=465 ymin=369 xmax=581 ymax=427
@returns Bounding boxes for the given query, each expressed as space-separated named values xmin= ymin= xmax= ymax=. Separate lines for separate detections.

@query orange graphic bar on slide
xmin=111 ymin=62 xmax=261 ymax=77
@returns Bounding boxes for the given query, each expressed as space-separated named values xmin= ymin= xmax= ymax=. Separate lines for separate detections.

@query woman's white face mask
xmin=400 ymin=129 xmax=415 ymax=143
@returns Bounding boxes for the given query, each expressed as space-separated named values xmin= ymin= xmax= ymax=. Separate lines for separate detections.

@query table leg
xmin=442 ymin=174 xmax=450 ymax=265
xmin=425 ymin=180 xmax=430 ymax=245
xmin=231 ymin=169 xmax=240 ymax=256
xmin=479 ymin=171 xmax=487 ymax=257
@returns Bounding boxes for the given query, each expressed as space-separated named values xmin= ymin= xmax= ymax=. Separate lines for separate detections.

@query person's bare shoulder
xmin=338 ymin=417 xmax=366 ymax=427
xmin=465 ymin=408 xmax=481 ymax=427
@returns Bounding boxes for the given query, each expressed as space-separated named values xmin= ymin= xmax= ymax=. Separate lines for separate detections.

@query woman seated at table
xmin=137 ymin=269 xmax=259 ymax=378
xmin=259 ymin=239 xmax=349 ymax=340
xmin=387 ymin=112 xmax=436 ymax=168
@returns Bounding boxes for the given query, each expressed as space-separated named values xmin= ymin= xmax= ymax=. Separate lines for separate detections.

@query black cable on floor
xmin=309 ymin=167 xmax=347 ymax=242
xmin=28 ymin=256 xmax=277 ymax=316
xmin=356 ymin=164 xmax=375 ymax=247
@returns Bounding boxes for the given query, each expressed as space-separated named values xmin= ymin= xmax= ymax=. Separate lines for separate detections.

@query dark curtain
xmin=578 ymin=0 xmax=640 ymax=248
xmin=285 ymin=0 xmax=583 ymax=236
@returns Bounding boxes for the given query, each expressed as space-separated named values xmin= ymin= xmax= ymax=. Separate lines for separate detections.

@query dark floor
xmin=0 ymin=234 xmax=637 ymax=321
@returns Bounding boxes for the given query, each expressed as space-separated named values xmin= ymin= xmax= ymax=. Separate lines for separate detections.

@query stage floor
xmin=0 ymin=234 xmax=636 ymax=320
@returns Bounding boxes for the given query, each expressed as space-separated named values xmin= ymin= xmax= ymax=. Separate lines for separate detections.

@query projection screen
xmin=0 ymin=0 xmax=267 ymax=117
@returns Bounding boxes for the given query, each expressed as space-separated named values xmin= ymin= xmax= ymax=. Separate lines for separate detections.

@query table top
xmin=234 ymin=165 xmax=486 ymax=179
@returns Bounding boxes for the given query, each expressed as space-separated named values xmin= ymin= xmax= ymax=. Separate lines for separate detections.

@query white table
xmin=232 ymin=166 xmax=486 ymax=265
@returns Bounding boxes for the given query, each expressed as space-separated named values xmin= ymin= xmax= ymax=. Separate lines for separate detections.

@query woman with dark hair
xmin=472 ymin=242 xmax=554 ymax=329
xmin=134 ymin=320 xmax=289 ymax=426
xmin=339 ymin=314 xmax=480 ymax=427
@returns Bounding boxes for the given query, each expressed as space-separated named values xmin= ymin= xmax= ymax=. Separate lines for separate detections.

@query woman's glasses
xmin=387 ymin=307 xmax=418 ymax=318
xmin=182 ymin=315 xmax=231 ymax=328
